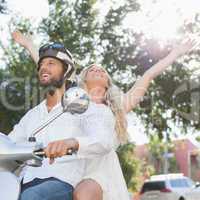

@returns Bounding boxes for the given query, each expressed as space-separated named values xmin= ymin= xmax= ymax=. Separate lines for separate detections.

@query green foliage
xmin=0 ymin=18 xmax=39 ymax=133
xmin=117 ymin=143 xmax=154 ymax=192
xmin=168 ymin=156 xmax=179 ymax=172
xmin=196 ymin=136 xmax=200 ymax=142
xmin=99 ymin=1 xmax=140 ymax=75
xmin=0 ymin=0 xmax=6 ymax=14
xmin=147 ymin=134 xmax=178 ymax=174
xmin=39 ymin=0 xmax=99 ymax=63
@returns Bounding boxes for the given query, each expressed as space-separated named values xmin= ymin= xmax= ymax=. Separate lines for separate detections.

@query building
xmin=135 ymin=139 xmax=200 ymax=181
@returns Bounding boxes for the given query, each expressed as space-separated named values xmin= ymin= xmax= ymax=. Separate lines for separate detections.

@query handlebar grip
xmin=34 ymin=148 xmax=75 ymax=157
xmin=34 ymin=151 xmax=46 ymax=157
xmin=66 ymin=149 xmax=74 ymax=155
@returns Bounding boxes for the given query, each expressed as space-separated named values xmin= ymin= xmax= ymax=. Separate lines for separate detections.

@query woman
xmin=12 ymin=30 xmax=197 ymax=200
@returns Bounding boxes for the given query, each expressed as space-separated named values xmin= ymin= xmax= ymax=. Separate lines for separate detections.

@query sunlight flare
xmin=124 ymin=0 xmax=200 ymax=43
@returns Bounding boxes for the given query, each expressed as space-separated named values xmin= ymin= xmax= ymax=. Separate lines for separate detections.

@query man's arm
xmin=44 ymin=106 xmax=116 ymax=162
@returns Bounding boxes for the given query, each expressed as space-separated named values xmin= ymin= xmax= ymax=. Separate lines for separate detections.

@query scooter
xmin=0 ymin=133 xmax=44 ymax=200
xmin=0 ymin=86 xmax=89 ymax=200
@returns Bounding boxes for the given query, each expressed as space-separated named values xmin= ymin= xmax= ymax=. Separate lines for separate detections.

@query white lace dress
xmin=83 ymin=149 xmax=130 ymax=200
xmin=80 ymin=103 xmax=130 ymax=200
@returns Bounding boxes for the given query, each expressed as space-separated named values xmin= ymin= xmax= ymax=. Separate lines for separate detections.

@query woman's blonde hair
xmin=78 ymin=64 xmax=128 ymax=143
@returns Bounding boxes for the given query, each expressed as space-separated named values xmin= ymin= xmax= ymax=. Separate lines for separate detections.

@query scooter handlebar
xmin=33 ymin=148 xmax=75 ymax=158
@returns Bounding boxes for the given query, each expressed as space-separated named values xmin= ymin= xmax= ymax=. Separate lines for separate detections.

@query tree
xmin=39 ymin=0 xmax=99 ymax=65
xmin=0 ymin=16 xmax=38 ymax=132
xmin=0 ymin=0 xmax=6 ymax=14
xmin=117 ymin=143 xmax=154 ymax=191
xmin=147 ymin=134 xmax=178 ymax=174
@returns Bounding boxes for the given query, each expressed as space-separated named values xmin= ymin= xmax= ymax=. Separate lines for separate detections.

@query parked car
xmin=129 ymin=192 xmax=134 ymax=199
xmin=139 ymin=173 xmax=200 ymax=200
xmin=185 ymin=182 xmax=200 ymax=200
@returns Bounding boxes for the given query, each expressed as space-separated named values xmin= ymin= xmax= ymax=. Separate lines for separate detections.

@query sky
xmin=0 ymin=0 xmax=200 ymax=145
xmin=0 ymin=0 xmax=48 ymax=41
xmin=7 ymin=0 xmax=49 ymax=23
xmin=124 ymin=0 xmax=200 ymax=43
xmin=3 ymin=0 xmax=200 ymax=41
xmin=0 ymin=0 xmax=49 ymax=67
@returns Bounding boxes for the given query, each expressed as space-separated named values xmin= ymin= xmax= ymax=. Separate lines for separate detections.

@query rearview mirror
xmin=62 ymin=87 xmax=90 ymax=114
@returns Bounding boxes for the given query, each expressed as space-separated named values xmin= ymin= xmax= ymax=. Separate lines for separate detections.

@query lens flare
xmin=124 ymin=0 xmax=200 ymax=44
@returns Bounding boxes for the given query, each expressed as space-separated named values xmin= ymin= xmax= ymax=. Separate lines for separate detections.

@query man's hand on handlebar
xmin=44 ymin=138 xmax=79 ymax=164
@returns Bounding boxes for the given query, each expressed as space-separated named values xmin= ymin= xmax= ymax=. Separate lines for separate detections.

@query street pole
xmin=187 ymin=150 xmax=191 ymax=178
xmin=164 ymin=132 xmax=168 ymax=174
xmin=164 ymin=143 xmax=168 ymax=174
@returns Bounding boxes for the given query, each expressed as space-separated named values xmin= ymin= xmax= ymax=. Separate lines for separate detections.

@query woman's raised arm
xmin=123 ymin=38 xmax=197 ymax=113
xmin=12 ymin=30 xmax=39 ymax=63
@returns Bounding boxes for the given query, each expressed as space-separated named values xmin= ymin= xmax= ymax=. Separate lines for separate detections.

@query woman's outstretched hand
xmin=12 ymin=30 xmax=32 ymax=48
xmin=12 ymin=30 xmax=39 ymax=63
xmin=172 ymin=36 xmax=199 ymax=57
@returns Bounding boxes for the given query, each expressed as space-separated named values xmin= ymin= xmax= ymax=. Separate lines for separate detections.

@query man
xmin=8 ymin=42 xmax=115 ymax=200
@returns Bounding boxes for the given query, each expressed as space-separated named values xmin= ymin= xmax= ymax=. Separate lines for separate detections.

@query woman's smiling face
xmin=85 ymin=64 xmax=109 ymax=89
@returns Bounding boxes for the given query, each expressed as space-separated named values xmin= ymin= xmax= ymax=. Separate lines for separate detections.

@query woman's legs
xmin=73 ymin=179 xmax=103 ymax=200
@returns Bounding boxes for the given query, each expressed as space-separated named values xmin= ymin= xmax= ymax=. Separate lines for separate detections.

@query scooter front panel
xmin=0 ymin=171 xmax=20 ymax=200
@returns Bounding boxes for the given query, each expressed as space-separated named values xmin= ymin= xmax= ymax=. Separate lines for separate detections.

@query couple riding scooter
xmin=1 ymin=41 xmax=109 ymax=200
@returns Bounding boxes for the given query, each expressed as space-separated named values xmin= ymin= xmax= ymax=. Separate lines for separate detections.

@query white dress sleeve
xmin=75 ymin=103 xmax=116 ymax=158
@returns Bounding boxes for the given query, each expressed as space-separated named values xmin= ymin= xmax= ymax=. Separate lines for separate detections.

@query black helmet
xmin=38 ymin=42 xmax=75 ymax=80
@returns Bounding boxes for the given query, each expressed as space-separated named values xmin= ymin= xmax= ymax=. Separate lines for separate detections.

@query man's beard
xmin=39 ymin=77 xmax=64 ymax=96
